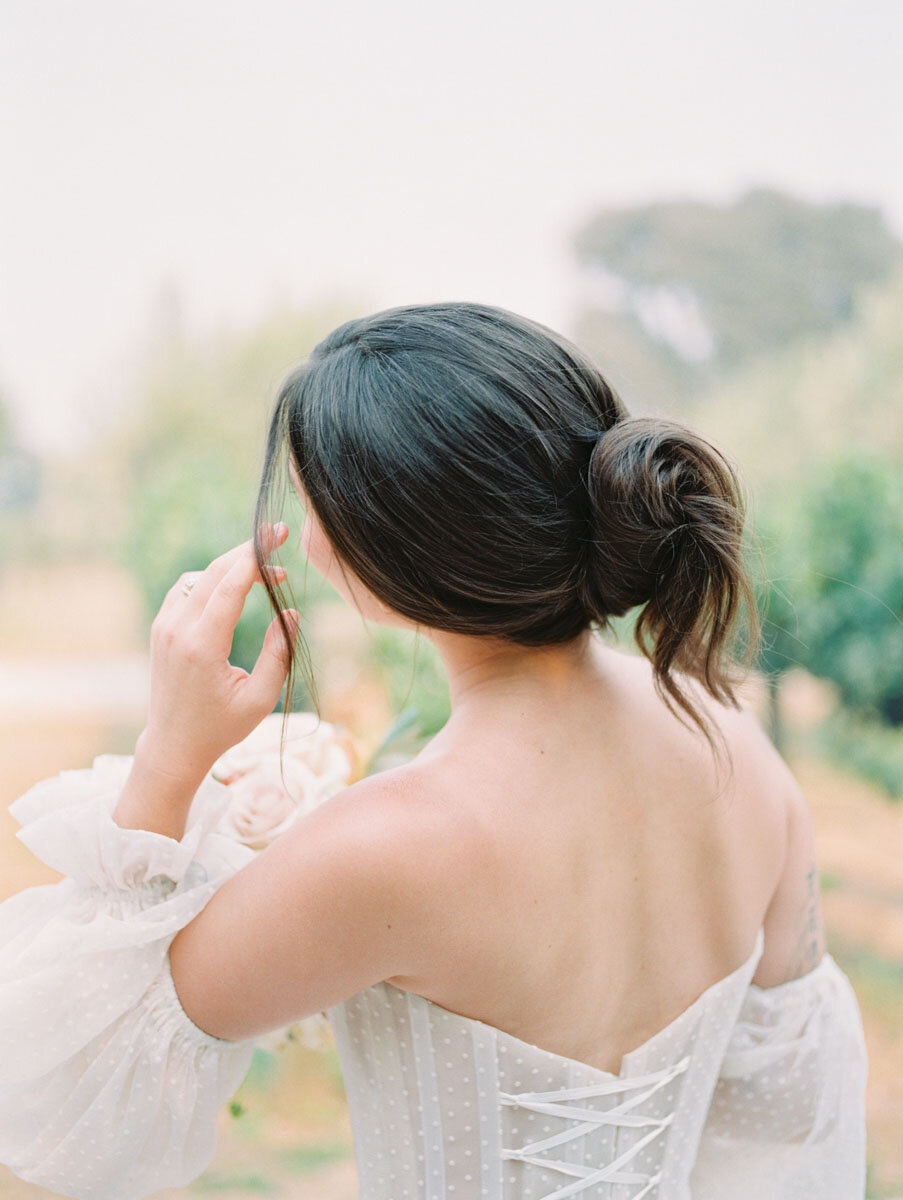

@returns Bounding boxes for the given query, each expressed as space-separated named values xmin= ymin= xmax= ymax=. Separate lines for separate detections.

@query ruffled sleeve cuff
xmin=0 ymin=754 xmax=264 ymax=1200
xmin=8 ymin=753 xmax=254 ymax=893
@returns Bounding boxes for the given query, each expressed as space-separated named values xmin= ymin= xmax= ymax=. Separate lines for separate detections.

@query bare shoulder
xmin=690 ymin=683 xmax=829 ymax=986
xmin=619 ymin=645 xmax=793 ymax=781
xmin=617 ymin=653 xmax=826 ymax=986
xmin=168 ymin=759 xmax=474 ymax=1042
xmin=669 ymin=672 xmax=829 ymax=986
xmin=309 ymin=758 xmax=493 ymax=935
xmin=317 ymin=758 xmax=486 ymax=869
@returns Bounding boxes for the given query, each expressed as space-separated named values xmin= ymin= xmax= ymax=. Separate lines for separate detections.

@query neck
xmin=421 ymin=625 xmax=601 ymax=716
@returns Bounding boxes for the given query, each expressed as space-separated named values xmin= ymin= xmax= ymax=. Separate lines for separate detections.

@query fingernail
xmin=275 ymin=522 xmax=288 ymax=537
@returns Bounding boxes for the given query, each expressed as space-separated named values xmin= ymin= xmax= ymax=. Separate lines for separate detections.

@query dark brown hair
xmin=253 ymin=301 xmax=759 ymax=764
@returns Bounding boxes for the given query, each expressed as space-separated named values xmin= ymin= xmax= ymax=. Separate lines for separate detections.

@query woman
xmin=0 ymin=301 xmax=868 ymax=1199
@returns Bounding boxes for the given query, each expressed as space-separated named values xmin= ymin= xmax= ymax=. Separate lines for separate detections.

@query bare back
xmin=385 ymin=642 xmax=827 ymax=1076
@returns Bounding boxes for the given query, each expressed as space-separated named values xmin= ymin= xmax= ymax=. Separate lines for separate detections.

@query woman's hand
xmin=135 ymin=522 xmax=300 ymax=787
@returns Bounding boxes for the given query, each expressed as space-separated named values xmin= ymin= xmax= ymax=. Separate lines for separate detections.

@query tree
xmin=797 ymin=453 xmax=903 ymax=724
xmin=570 ymin=188 xmax=902 ymax=416
xmin=749 ymin=507 xmax=808 ymax=752
xmin=754 ymin=450 xmax=903 ymax=738
xmin=691 ymin=264 xmax=903 ymax=493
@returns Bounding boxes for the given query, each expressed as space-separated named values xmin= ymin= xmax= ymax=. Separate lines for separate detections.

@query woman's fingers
xmin=209 ymin=523 xmax=286 ymax=576
xmin=199 ymin=547 xmax=278 ymax=658
xmin=195 ymin=523 xmax=288 ymax=607
xmin=155 ymin=524 xmax=289 ymax=627
xmin=245 ymin=607 xmax=300 ymax=713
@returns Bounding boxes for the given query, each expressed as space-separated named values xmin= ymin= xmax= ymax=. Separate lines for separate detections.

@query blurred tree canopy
xmin=692 ymin=264 xmax=903 ymax=485
xmin=571 ymin=187 xmax=902 ymax=416
xmin=755 ymin=452 xmax=903 ymax=714
xmin=788 ymin=454 xmax=901 ymax=722
xmin=691 ymin=264 xmax=903 ymax=753
xmin=751 ymin=449 xmax=903 ymax=797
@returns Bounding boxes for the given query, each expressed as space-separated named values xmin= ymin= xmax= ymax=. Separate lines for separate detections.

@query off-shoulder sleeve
xmin=690 ymin=954 xmax=869 ymax=1199
xmin=0 ymin=753 xmax=263 ymax=1200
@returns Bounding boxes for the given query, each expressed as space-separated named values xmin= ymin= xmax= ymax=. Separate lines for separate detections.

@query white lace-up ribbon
xmin=499 ymin=1053 xmax=691 ymax=1200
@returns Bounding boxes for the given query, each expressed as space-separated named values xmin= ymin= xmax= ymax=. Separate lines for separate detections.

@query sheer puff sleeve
xmin=0 ymin=753 xmax=262 ymax=1200
xmin=690 ymin=953 xmax=869 ymax=1199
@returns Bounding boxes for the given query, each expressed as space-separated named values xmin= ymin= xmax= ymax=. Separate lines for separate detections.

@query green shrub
xmin=813 ymin=709 xmax=903 ymax=801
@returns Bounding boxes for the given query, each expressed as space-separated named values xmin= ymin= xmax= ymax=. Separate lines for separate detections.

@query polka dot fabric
xmin=0 ymin=755 xmax=261 ymax=1200
xmin=689 ymin=952 xmax=868 ymax=1199
xmin=327 ymin=925 xmax=868 ymax=1199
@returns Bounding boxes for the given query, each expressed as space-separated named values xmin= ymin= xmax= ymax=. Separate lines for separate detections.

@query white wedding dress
xmin=0 ymin=756 xmax=869 ymax=1200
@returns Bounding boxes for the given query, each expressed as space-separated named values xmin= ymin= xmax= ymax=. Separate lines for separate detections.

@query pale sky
xmin=1 ymin=0 xmax=901 ymax=454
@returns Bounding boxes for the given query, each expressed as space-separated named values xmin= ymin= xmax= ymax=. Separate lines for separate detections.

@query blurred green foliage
xmin=751 ymin=452 xmax=903 ymax=795
xmin=573 ymin=187 xmax=902 ymax=415
xmin=755 ymin=451 xmax=903 ymax=713
xmin=192 ymin=1171 xmax=277 ymax=1193
xmin=108 ymin=301 xmax=359 ymax=690
xmin=692 ymin=265 xmax=903 ymax=486
xmin=796 ymin=455 xmax=903 ymax=723
xmin=751 ymin=449 xmax=902 ymax=794
xmin=813 ymin=709 xmax=903 ymax=802
xmin=828 ymin=931 xmax=903 ymax=1029
xmin=275 ymin=1140 xmax=353 ymax=1174
xmin=365 ymin=626 xmax=452 ymax=746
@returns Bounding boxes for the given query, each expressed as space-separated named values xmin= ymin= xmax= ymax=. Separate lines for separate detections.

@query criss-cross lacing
xmin=499 ymin=1053 xmax=691 ymax=1199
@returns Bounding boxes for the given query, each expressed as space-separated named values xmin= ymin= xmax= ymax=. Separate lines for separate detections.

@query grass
xmin=866 ymin=1158 xmax=903 ymax=1200
xmin=275 ymin=1141 xmax=354 ymax=1175
xmin=191 ymin=1172 xmax=278 ymax=1194
xmin=829 ymin=932 xmax=903 ymax=1029
xmin=242 ymin=1049 xmax=282 ymax=1091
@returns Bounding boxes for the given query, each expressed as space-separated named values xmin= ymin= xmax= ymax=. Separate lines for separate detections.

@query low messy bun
xmin=582 ymin=416 xmax=759 ymax=747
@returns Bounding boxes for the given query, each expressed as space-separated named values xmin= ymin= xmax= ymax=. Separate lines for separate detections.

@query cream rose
xmin=213 ymin=756 xmax=323 ymax=850
xmin=213 ymin=712 xmax=351 ymax=785
xmin=208 ymin=711 xmax=353 ymax=1055
xmin=211 ymin=712 xmax=353 ymax=851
